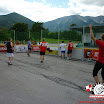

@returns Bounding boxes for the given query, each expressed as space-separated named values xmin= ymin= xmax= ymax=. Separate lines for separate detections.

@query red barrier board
xmin=84 ymin=49 xmax=99 ymax=60
xmin=0 ymin=45 xmax=7 ymax=52
xmin=92 ymin=50 xmax=99 ymax=60
xmin=0 ymin=45 xmax=14 ymax=52
xmin=32 ymin=45 xmax=40 ymax=51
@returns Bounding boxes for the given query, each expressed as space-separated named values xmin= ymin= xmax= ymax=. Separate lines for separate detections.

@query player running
xmin=40 ymin=38 xmax=47 ymax=63
xmin=27 ymin=38 xmax=32 ymax=57
xmin=6 ymin=38 xmax=14 ymax=65
xmin=60 ymin=41 xmax=66 ymax=59
xmin=67 ymin=40 xmax=74 ymax=60
xmin=89 ymin=24 xmax=104 ymax=83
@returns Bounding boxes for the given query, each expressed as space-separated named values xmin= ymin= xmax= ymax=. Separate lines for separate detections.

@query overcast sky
xmin=0 ymin=0 xmax=104 ymax=22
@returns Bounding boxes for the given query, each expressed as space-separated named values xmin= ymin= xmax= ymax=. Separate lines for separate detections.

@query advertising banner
xmin=92 ymin=50 xmax=99 ymax=60
xmin=46 ymin=47 xmax=58 ymax=55
xmin=32 ymin=45 xmax=40 ymax=51
xmin=16 ymin=45 xmax=28 ymax=52
xmin=84 ymin=49 xmax=99 ymax=60
xmin=0 ymin=45 xmax=14 ymax=52
xmin=0 ymin=45 xmax=7 ymax=52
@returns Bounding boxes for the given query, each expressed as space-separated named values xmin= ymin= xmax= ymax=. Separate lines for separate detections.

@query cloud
xmin=0 ymin=0 xmax=104 ymax=22
xmin=0 ymin=7 xmax=10 ymax=14
xmin=68 ymin=0 xmax=104 ymax=17
xmin=79 ymin=0 xmax=104 ymax=6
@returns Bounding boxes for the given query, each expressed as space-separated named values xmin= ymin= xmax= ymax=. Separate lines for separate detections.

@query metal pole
xmin=58 ymin=31 xmax=60 ymax=56
xmin=41 ymin=30 xmax=42 ymax=42
xmin=29 ymin=31 xmax=30 ymax=38
xmin=14 ymin=30 xmax=15 ymax=53
xmin=82 ymin=26 xmax=85 ymax=61
xmin=58 ymin=31 xmax=60 ymax=47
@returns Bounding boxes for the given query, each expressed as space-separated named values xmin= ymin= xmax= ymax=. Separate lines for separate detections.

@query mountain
xmin=0 ymin=12 xmax=34 ymax=28
xmin=43 ymin=15 xmax=104 ymax=32
xmin=1 ymin=13 xmax=104 ymax=32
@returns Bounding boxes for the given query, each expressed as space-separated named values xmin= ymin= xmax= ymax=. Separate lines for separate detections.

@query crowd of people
xmin=3 ymin=37 xmax=83 ymax=64
xmin=5 ymin=38 xmax=82 ymax=65
xmin=4 ymin=24 xmax=104 ymax=84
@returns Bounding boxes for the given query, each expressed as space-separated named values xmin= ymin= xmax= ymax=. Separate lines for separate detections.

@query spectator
xmin=37 ymin=41 xmax=40 ymax=45
xmin=60 ymin=41 xmax=66 ymax=59
xmin=67 ymin=40 xmax=74 ymax=60
xmin=46 ymin=41 xmax=48 ymax=46
xmin=23 ymin=40 xmax=26 ymax=45
xmin=33 ymin=40 xmax=35 ymax=45
xmin=76 ymin=41 xmax=82 ymax=48
xmin=4 ymin=40 xmax=7 ymax=44
xmin=16 ymin=40 xmax=20 ymax=45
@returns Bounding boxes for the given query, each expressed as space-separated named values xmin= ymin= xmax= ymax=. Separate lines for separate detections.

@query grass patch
xmin=45 ymin=38 xmax=80 ymax=44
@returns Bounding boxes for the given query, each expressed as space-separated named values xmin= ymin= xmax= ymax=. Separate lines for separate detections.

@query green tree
xmin=31 ymin=22 xmax=44 ymax=32
xmin=11 ymin=23 xmax=28 ymax=32
xmin=31 ymin=22 xmax=45 ymax=41
xmin=10 ymin=23 xmax=29 ymax=41
xmin=70 ymin=24 xmax=76 ymax=27
xmin=0 ymin=27 xmax=11 ymax=41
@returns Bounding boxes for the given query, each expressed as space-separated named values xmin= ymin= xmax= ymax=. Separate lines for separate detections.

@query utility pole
xmin=41 ymin=30 xmax=43 ymax=42
xmin=82 ymin=26 xmax=85 ymax=61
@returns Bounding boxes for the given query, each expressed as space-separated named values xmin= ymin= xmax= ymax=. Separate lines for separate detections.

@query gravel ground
xmin=0 ymin=52 xmax=102 ymax=104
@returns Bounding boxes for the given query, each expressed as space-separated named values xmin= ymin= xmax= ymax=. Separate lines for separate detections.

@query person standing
xmin=16 ymin=40 xmax=20 ymax=45
xmin=89 ymin=24 xmax=104 ymax=83
xmin=32 ymin=40 xmax=35 ymax=45
xmin=60 ymin=41 xmax=66 ymax=59
xmin=40 ymin=38 xmax=47 ymax=63
xmin=76 ymin=41 xmax=82 ymax=48
xmin=37 ymin=41 xmax=40 ymax=45
xmin=67 ymin=40 xmax=73 ymax=59
xmin=46 ymin=41 xmax=48 ymax=46
xmin=27 ymin=38 xmax=32 ymax=57
xmin=23 ymin=40 xmax=26 ymax=45
xmin=6 ymin=38 xmax=14 ymax=65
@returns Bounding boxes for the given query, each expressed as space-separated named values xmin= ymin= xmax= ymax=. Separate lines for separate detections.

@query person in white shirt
xmin=60 ymin=41 xmax=66 ymax=59
xmin=37 ymin=41 xmax=40 ymax=45
xmin=46 ymin=41 xmax=48 ymax=46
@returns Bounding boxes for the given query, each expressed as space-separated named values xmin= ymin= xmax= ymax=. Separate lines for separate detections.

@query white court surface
xmin=0 ymin=53 xmax=102 ymax=104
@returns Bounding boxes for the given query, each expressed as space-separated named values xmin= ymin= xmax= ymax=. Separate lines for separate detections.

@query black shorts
xmin=93 ymin=61 xmax=104 ymax=80
xmin=28 ymin=48 xmax=31 ymax=51
xmin=68 ymin=50 xmax=72 ymax=54
xmin=40 ymin=51 xmax=45 ymax=55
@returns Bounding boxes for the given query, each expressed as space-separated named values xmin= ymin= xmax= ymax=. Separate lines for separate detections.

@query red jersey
xmin=68 ymin=42 xmax=73 ymax=50
xmin=96 ymin=39 xmax=104 ymax=64
xmin=40 ymin=42 xmax=47 ymax=52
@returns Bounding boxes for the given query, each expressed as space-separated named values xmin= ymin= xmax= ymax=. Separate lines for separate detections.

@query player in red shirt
xmin=89 ymin=24 xmax=104 ymax=83
xmin=40 ymin=38 xmax=47 ymax=63
xmin=67 ymin=40 xmax=73 ymax=59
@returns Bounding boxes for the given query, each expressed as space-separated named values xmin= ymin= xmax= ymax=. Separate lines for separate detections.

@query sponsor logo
xmin=86 ymin=82 xmax=104 ymax=100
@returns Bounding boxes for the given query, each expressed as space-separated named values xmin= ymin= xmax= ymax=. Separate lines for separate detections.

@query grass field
xmin=45 ymin=38 xmax=80 ymax=44
xmin=0 ymin=38 xmax=81 ymax=45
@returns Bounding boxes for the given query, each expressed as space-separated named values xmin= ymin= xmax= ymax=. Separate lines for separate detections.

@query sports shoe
xmin=8 ymin=62 xmax=10 ymax=65
xmin=41 ymin=61 xmax=43 ymax=63
xmin=27 ymin=53 xmax=30 ymax=57
xmin=10 ymin=63 xmax=12 ymax=65
xmin=67 ymin=57 xmax=69 ymax=60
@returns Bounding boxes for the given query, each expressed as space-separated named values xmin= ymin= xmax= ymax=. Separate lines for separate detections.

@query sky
xmin=0 ymin=0 xmax=104 ymax=22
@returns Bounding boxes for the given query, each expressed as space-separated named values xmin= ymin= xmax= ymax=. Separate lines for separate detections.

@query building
xmin=70 ymin=26 xmax=104 ymax=46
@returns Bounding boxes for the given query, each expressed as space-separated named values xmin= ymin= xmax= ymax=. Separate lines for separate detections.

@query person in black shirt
xmin=6 ymin=38 xmax=14 ymax=65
